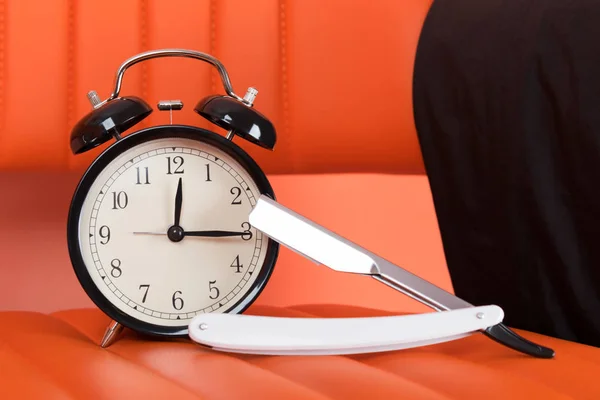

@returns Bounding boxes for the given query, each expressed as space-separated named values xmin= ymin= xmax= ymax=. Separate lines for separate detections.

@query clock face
xmin=68 ymin=126 xmax=278 ymax=335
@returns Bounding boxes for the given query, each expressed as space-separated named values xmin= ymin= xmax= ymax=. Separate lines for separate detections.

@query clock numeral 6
xmin=241 ymin=222 xmax=253 ymax=241
xmin=99 ymin=225 xmax=111 ymax=245
xmin=172 ymin=290 xmax=184 ymax=310
xmin=111 ymin=191 xmax=128 ymax=210
xmin=230 ymin=187 xmax=242 ymax=205
xmin=209 ymin=280 xmax=220 ymax=300
xmin=166 ymin=156 xmax=184 ymax=175
xmin=110 ymin=258 xmax=122 ymax=278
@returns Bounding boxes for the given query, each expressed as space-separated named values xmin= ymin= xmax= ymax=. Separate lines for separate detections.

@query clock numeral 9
xmin=209 ymin=280 xmax=220 ymax=300
xmin=230 ymin=255 xmax=243 ymax=273
xmin=136 ymin=166 xmax=150 ymax=185
xmin=110 ymin=258 xmax=122 ymax=278
xmin=111 ymin=191 xmax=128 ymax=210
xmin=166 ymin=156 xmax=184 ymax=175
xmin=172 ymin=290 xmax=184 ymax=310
xmin=230 ymin=187 xmax=242 ymax=205
xmin=241 ymin=222 xmax=253 ymax=241
xmin=99 ymin=225 xmax=110 ymax=244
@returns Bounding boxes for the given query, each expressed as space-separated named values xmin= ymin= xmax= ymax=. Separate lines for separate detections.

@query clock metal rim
xmin=67 ymin=124 xmax=279 ymax=337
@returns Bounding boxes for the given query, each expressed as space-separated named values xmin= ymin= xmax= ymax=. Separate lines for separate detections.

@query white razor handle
xmin=188 ymin=305 xmax=503 ymax=355
xmin=243 ymin=195 xmax=555 ymax=359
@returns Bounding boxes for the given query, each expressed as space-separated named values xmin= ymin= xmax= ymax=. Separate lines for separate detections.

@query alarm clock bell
xmin=70 ymin=95 xmax=152 ymax=154
xmin=69 ymin=49 xmax=276 ymax=157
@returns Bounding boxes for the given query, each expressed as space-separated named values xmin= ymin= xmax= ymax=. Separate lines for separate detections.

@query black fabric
xmin=413 ymin=0 xmax=600 ymax=347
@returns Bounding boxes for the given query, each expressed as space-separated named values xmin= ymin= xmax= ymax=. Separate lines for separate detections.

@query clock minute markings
xmin=92 ymin=147 xmax=265 ymax=321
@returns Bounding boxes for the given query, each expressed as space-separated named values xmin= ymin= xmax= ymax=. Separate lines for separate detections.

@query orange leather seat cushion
xmin=2 ymin=305 xmax=599 ymax=400
xmin=2 ymin=172 xmax=600 ymax=399
xmin=0 ymin=172 xmax=450 ymax=314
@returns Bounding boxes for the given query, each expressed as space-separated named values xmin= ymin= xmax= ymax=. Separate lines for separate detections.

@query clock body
xmin=67 ymin=125 xmax=279 ymax=337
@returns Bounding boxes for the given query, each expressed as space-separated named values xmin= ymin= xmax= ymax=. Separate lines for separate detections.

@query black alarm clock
xmin=66 ymin=49 xmax=279 ymax=346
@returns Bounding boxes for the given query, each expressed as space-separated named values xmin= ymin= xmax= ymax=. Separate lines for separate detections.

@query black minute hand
xmin=185 ymin=230 xmax=246 ymax=237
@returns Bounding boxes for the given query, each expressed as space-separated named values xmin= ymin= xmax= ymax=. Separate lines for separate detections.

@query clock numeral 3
xmin=111 ymin=191 xmax=128 ymax=210
xmin=136 ymin=166 xmax=150 ymax=184
xmin=230 ymin=187 xmax=242 ymax=205
xmin=241 ymin=222 xmax=253 ymax=241
xmin=166 ymin=156 xmax=185 ymax=174
xmin=172 ymin=290 xmax=184 ymax=310
xmin=110 ymin=259 xmax=122 ymax=278
xmin=230 ymin=255 xmax=243 ymax=273
xmin=139 ymin=284 xmax=150 ymax=303
xmin=98 ymin=225 xmax=111 ymax=244
xmin=209 ymin=281 xmax=220 ymax=300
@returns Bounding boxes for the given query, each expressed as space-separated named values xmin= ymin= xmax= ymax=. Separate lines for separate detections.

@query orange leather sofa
xmin=1 ymin=1 xmax=599 ymax=399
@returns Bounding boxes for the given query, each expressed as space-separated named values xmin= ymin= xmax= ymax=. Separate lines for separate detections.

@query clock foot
xmin=100 ymin=320 xmax=124 ymax=348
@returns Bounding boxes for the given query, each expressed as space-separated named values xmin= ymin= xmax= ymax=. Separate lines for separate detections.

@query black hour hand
xmin=174 ymin=177 xmax=183 ymax=226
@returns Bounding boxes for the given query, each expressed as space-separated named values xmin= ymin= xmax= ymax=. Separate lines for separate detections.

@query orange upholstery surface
xmin=2 ymin=305 xmax=600 ymax=400
xmin=2 ymin=1 xmax=600 ymax=399
xmin=0 ymin=172 xmax=449 ymax=315
xmin=3 ymin=172 xmax=600 ymax=399
xmin=0 ymin=0 xmax=430 ymax=175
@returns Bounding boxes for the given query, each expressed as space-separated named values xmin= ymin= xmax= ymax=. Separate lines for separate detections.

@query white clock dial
xmin=77 ymin=136 xmax=270 ymax=327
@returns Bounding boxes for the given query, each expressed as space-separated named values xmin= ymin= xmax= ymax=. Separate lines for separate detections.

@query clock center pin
xmin=167 ymin=225 xmax=185 ymax=242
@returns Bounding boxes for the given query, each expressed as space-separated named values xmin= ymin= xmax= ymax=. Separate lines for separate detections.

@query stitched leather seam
xmin=248 ymin=351 xmax=450 ymax=399
xmin=106 ymin=343 xmax=331 ymax=400
xmin=0 ymin=329 xmax=93 ymax=399
xmin=359 ymin=352 xmax=575 ymax=400
xmin=232 ymin=306 xmax=442 ymax=398
xmin=286 ymin=304 xmax=571 ymax=398
xmin=209 ymin=0 xmax=217 ymax=94
xmin=219 ymin=352 xmax=336 ymax=400
xmin=0 ymin=0 xmax=5 ymax=136
xmin=268 ymin=307 xmax=453 ymax=399
xmin=0 ymin=338 xmax=73 ymax=399
xmin=139 ymin=0 xmax=149 ymax=129
xmin=53 ymin=309 xmax=332 ymax=399
xmin=279 ymin=0 xmax=292 ymax=172
xmin=0 ymin=0 xmax=6 ymax=138
xmin=100 ymin=345 xmax=207 ymax=400
xmin=66 ymin=0 xmax=75 ymax=167
xmin=13 ymin=312 xmax=205 ymax=399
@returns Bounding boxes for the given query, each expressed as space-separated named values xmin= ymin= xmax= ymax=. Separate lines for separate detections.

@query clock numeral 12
xmin=136 ymin=166 xmax=150 ymax=184
xmin=166 ymin=156 xmax=184 ymax=175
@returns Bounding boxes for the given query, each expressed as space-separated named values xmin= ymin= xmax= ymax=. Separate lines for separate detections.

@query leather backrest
xmin=0 ymin=0 xmax=432 ymax=174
